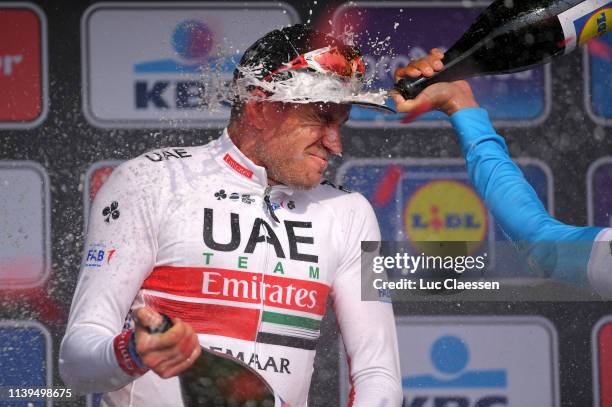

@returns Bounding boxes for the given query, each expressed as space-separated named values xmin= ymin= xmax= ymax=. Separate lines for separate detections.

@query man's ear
xmin=244 ymin=89 xmax=269 ymax=130
xmin=244 ymin=89 xmax=288 ymax=130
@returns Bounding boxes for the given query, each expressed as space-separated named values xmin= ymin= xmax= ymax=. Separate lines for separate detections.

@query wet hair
xmin=230 ymin=24 xmax=348 ymax=121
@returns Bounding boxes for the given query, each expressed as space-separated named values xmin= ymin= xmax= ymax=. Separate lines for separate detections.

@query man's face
xmin=254 ymin=102 xmax=351 ymax=189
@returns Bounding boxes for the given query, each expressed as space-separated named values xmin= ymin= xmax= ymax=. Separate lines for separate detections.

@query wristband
xmin=128 ymin=330 xmax=147 ymax=370
xmin=113 ymin=330 xmax=149 ymax=377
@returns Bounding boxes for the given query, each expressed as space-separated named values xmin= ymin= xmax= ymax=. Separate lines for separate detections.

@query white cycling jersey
xmin=59 ymin=130 xmax=402 ymax=407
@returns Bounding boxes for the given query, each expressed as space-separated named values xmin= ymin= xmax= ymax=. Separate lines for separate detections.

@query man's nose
xmin=321 ymin=126 xmax=343 ymax=156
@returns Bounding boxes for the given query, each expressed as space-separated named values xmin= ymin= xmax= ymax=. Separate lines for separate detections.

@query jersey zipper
xmin=255 ymin=185 xmax=274 ymax=358
xmin=263 ymin=185 xmax=280 ymax=223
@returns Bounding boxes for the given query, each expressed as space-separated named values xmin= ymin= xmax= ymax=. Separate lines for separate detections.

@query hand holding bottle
xmin=133 ymin=307 xmax=201 ymax=379
xmin=391 ymin=48 xmax=479 ymax=117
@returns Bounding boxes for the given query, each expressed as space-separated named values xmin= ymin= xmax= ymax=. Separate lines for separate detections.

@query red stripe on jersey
xmin=142 ymin=266 xmax=260 ymax=305
xmin=144 ymin=295 xmax=260 ymax=341
xmin=142 ymin=266 xmax=330 ymax=316
xmin=223 ymin=153 xmax=253 ymax=179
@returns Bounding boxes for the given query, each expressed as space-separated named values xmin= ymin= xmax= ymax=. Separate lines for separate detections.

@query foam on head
xmin=233 ymin=66 xmax=388 ymax=106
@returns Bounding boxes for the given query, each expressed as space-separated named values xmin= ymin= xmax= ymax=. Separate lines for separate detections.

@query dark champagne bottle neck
xmin=395 ymin=0 xmax=587 ymax=100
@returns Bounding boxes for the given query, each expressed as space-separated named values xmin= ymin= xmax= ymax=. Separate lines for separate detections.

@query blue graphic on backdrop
xmin=589 ymin=34 xmax=612 ymax=119
xmin=135 ymin=20 xmax=236 ymax=74
xmin=332 ymin=6 xmax=547 ymax=124
xmin=403 ymin=335 xmax=507 ymax=389
xmin=338 ymin=160 xmax=551 ymax=277
xmin=591 ymin=160 xmax=612 ymax=227
xmin=0 ymin=324 xmax=48 ymax=407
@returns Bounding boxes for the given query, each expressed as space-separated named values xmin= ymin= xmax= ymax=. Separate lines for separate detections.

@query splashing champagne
xmin=395 ymin=0 xmax=611 ymax=99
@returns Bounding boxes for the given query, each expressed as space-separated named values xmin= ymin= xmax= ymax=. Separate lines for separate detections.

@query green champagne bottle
xmin=147 ymin=314 xmax=279 ymax=407
xmin=395 ymin=0 xmax=611 ymax=99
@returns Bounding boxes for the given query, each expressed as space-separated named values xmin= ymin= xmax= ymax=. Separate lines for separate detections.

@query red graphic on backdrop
xmin=589 ymin=38 xmax=612 ymax=61
xmin=0 ymin=259 xmax=66 ymax=326
xmin=373 ymin=165 xmax=402 ymax=207
xmin=597 ymin=322 xmax=612 ymax=406
xmin=0 ymin=8 xmax=44 ymax=123
xmin=89 ymin=166 xmax=116 ymax=202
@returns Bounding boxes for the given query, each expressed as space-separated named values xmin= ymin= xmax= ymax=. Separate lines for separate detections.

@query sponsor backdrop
xmin=0 ymin=321 xmax=52 ymax=407
xmin=0 ymin=3 xmax=48 ymax=129
xmin=0 ymin=162 xmax=51 ymax=289
xmin=585 ymin=27 xmax=612 ymax=124
xmin=594 ymin=316 xmax=612 ymax=407
xmin=588 ymin=157 xmax=612 ymax=227
xmin=82 ymin=3 xmax=298 ymax=128
xmin=337 ymin=158 xmax=552 ymax=278
xmin=0 ymin=1 xmax=610 ymax=407
xmin=340 ymin=317 xmax=559 ymax=406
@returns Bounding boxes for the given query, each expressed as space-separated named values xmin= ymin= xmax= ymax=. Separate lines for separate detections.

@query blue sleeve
xmin=450 ymin=108 xmax=604 ymax=282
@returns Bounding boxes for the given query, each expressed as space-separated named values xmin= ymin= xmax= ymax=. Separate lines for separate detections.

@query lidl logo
xmin=575 ymin=4 xmax=611 ymax=45
xmin=404 ymin=180 xmax=488 ymax=244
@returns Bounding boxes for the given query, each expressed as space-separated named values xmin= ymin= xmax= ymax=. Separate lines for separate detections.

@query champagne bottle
xmin=395 ymin=0 xmax=611 ymax=99
xmin=147 ymin=314 xmax=279 ymax=407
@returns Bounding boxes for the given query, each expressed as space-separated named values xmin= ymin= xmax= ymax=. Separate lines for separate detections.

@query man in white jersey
xmin=60 ymin=25 xmax=402 ymax=406
xmin=392 ymin=49 xmax=612 ymax=295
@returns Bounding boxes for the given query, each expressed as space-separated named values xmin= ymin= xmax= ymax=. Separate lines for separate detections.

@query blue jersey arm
xmin=450 ymin=108 xmax=603 ymax=282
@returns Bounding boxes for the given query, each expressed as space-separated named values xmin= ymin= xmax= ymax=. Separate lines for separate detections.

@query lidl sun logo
xmin=404 ymin=180 xmax=488 ymax=245
xmin=576 ymin=5 xmax=611 ymax=46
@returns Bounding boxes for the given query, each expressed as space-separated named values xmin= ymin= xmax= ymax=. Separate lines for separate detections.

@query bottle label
xmin=557 ymin=0 xmax=611 ymax=54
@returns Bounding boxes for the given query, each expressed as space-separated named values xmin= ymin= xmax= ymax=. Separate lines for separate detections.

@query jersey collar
xmin=216 ymin=129 xmax=276 ymax=190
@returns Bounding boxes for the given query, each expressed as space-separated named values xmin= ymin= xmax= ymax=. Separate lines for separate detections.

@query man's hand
xmin=133 ymin=307 xmax=201 ymax=379
xmin=391 ymin=48 xmax=479 ymax=116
